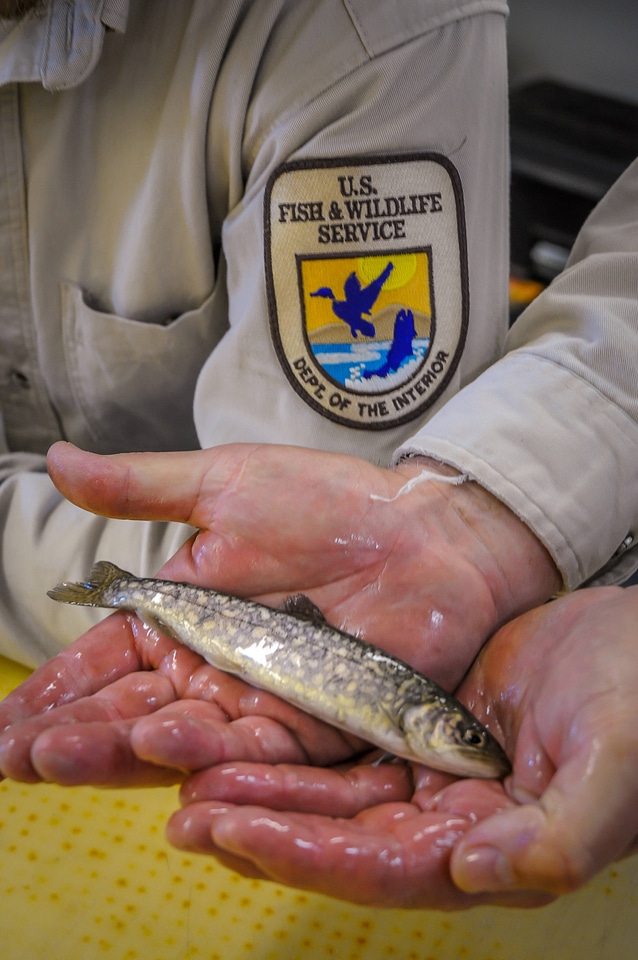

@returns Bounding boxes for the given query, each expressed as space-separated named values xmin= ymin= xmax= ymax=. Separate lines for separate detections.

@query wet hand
xmin=168 ymin=586 xmax=638 ymax=906
xmin=0 ymin=441 xmax=558 ymax=788
xmin=0 ymin=612 xmax=364 ymax=786
xmin=166 ymin=756 xmax=550 ymax=909
xmin=46 ymin=441 xmax=559 ymax=687
xmin=452 ymin=584 xmax=638 ymax=898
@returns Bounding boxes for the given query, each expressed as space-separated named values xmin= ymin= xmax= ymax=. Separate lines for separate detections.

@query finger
xmin=47 ymin=442 xmax=360 ymax=529
xmin=171 ymin=800 xmax=458 ymax=906
xmin=0 ymin=671 xmax=178 ymax=783
xmin=46 ymin=443 xmax=377 ymax=596
xmin=0 ymin=616 xmax=214 ymax=737
xmin=178 ymin=758 xmax=414 ymax=816
xmin=452 ymin=710 xmax=638 ymax=895
xmin=131 ymin=685 xmax=365 ymax=769
xmin=167 ymin=801 xmax=548 ymax=909
xmin=47 ymin=441 xmax=221 ymax=524
xmin=421 ymin=776 xmax=515 ymax=821
xmin=0 ymin=614 xmax=141 ymax=731
xmin=131 ymin=711 xmax=322 ymax=771
xmin=29 ymin=719 xmax=182 ymax=787
xmin=166 ymin=802 xmax=271 ymax=879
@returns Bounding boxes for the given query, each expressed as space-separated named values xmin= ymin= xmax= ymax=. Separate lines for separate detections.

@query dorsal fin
xmin=278 ymin=593 xmax=328 ymax=625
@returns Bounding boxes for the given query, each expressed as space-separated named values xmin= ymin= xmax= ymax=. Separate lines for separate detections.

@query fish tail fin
xmin=47 ymin=560 xmax=131 ymax=608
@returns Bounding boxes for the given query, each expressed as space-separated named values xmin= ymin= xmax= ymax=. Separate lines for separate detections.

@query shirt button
xmin=614 ymin=533 xmax=635 ymax=556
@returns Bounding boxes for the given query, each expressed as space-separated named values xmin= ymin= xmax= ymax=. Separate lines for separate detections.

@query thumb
xmin=450 ymin=728 xmax=638 ymax=896
xmin=46 ymin=441 xmax=226 ymax=524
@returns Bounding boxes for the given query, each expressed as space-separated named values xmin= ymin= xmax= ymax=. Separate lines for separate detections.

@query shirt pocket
xmin=60 ymin=280 xmax=226 ymax=453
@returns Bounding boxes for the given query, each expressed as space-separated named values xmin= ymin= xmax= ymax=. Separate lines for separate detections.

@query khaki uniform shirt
xmin=0 ymin=0 xmax=635 ymax=664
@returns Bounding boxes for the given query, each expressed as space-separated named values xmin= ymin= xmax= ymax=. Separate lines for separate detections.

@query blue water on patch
xmin=311 ymin=338 xmax=430 ymax=392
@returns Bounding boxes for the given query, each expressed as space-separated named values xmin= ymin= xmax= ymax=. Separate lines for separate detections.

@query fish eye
xmin=461 ymin=727 xmax=486 ymax=748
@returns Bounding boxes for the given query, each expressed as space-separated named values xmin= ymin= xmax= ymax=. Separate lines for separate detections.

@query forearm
xmin=398 ymin=159 xmax=638 ymax=590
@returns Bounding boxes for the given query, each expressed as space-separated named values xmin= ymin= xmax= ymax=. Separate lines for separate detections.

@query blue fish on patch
xmin=363 ymin=308 xmax=416 ymax=379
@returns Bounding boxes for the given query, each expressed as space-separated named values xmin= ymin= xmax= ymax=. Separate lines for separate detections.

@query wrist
xmin=393 ymin=455 xmax=562 ymax=627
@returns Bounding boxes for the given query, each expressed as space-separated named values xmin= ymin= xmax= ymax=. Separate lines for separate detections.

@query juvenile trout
xmin=48 ymin=561 xmax=511 ymax=779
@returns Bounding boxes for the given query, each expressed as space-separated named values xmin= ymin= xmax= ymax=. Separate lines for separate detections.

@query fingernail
xmin=456 ymin=845 xmax=514 ymax=893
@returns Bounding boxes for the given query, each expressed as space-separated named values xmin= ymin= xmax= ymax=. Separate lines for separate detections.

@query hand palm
xmin=0 ymin=442 xmax=555 ymax=792
xmin=170 ymin=587 xmax=638 ymax=908
xmin=93 ymin=443 xmax=505 ymax=684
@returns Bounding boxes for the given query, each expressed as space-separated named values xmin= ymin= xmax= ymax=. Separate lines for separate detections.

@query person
xmin=0 ymin=0 xmax=637 ymax=909
xmin=1 ymin=446 xmax=638 ymax=911
xmin=0 ymin=0 xmax=635 ymax=671
xmin=0 ymin=441 xmax=559 ymax=782
xmin=1 ymin=0 xmax=522 ymax=667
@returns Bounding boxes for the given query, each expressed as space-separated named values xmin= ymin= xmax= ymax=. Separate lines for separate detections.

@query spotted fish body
xmin=47 ymin=561 xmax=511 ymax=779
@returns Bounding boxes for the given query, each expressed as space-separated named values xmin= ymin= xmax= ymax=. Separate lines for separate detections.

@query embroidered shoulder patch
xmin=265 ymin=154 xmax=468 ymax=429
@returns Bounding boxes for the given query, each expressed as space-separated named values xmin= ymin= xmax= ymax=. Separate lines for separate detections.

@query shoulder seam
xmin=342 ymin=0 xmax=508 ymax=58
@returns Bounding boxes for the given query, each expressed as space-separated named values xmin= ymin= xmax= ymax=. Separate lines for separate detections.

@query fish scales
xmin=89 ymin=575 xmax=436 ymax=751
xmin=47 ymin=561 xmax=511 ymax=779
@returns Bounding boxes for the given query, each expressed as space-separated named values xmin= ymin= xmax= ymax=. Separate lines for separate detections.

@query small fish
xmin=47 ymin=562 xmax=511 ymax=779
xmin=362 ymin=307 xmax=416 ymax=380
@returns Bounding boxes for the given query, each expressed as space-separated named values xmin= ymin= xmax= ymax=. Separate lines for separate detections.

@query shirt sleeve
xmin=0 ymin=448 xmax=192 ymax=667
xmin=194 ymin=2 xmax=511 ymax=462
xmin=0 ymin=0 xmax=511 ymax=665
xmin=396 ymin=157 xmax=638 ymax=590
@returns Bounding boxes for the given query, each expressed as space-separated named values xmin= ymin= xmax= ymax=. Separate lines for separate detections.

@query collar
xmin=0 ymin=0 xmax=130 ymax=91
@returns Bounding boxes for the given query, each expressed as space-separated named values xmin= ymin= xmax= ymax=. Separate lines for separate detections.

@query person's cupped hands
xmin=165 ymin=585 xmax=638 ymax=909
xmin=0 ymin=441 xmax=557 ymax=794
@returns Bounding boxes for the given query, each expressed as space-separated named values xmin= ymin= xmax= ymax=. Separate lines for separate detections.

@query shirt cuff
xmin=395 ymin=351 xmax=638 ymax=590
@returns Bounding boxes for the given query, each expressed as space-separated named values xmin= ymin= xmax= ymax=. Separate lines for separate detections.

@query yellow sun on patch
xmin=357 ymin=253 xmax=418 ymax=291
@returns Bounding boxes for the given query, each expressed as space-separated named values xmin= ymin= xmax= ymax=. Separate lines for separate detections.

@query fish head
xmin=400 ymin=698 xmax=511 ymax=779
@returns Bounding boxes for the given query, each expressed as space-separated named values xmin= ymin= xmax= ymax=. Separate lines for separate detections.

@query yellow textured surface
xmin=1 ymin=653 xmax=637 ymax=960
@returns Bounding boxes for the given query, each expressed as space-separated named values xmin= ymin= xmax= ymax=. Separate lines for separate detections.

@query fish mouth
xmin=415 ymin=741 xmax=512 ymax=780
xmin=447 ymin=746 xmax=512 ymax=780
